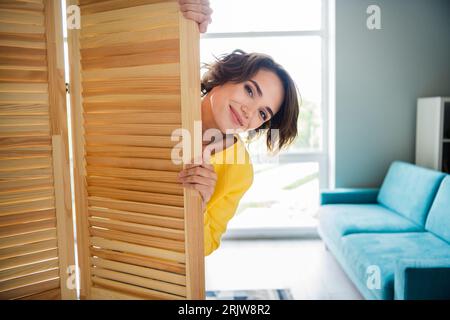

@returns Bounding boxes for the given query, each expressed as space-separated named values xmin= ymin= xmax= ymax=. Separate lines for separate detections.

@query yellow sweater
xmin=204 ymin=135 xmax=254 ymax=256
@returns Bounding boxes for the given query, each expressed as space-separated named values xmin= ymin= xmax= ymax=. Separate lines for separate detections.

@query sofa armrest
xmin=395 ymin=258 xmax=450 ymax=300
xmin=320 ymin=188 xmax=379 ymax=205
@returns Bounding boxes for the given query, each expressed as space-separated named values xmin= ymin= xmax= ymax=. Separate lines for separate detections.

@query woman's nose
xmin=241 ymin=105 xmax=253 ymax=119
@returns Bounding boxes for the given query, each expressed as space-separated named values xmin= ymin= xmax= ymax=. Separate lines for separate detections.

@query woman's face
xmin=206 ymin=69 xmax=284 ymax=133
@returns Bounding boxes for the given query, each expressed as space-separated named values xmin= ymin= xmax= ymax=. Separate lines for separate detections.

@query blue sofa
xmin=318 ymin=161 xmax=450 ymax=300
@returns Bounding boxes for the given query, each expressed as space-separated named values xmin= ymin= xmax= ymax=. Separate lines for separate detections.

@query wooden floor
xmin=205 ymin=239 xmax=364 ymax=300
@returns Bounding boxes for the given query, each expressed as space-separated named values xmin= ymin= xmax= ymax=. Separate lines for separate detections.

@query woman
xmin=178 ymin=0 xmax=301 ymax=256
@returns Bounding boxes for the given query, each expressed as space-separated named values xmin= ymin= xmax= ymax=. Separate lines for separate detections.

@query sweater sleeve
xmin=204 ymin=165 xmax=253 ymax=256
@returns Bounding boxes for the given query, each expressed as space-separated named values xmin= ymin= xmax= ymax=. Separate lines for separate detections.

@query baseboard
xmin=223 ymin=226 xmax=320 ymax=240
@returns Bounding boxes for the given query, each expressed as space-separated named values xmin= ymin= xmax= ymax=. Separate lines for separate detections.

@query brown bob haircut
xmin=200 ymin=49 xmax=301 ymax=155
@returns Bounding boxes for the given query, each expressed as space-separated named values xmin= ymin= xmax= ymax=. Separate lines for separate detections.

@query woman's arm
xmin=178 ymin=0 xmax=213 ymax=33
xmin=203 ymin=164 xmax=254 ymax=256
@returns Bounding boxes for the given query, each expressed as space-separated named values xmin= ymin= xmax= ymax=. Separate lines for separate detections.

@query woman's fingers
xmin=179 ymin=163 xmax=217 ymax=179
xmin=199 ymin=19 xmax=209 ymax=33
xmin=182 ymin=11 xmax=208 ymax=24
xmin=179 ymin=163 xmax=217 ymax=181
xmin=179 ymin=3 xmax=213 ymax=15
xmin=178 ymin=0 xmax=213 ymax=33
xmin=178 ymin=174 xmax=215 ymax=186
xmin=178 ymin=160 xmax=217 ymax=207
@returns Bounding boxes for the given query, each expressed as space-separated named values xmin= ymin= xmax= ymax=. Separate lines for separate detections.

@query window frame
xmin=200 ymin=0 xmax=333 ymax=190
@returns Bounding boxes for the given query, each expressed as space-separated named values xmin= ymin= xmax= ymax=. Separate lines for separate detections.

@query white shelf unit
xmin=415 ymin=96 xmax=450 ymax=173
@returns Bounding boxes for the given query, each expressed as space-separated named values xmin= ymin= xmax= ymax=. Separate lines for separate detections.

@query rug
xmin=205 ymin=288 xmax=293 ymax=300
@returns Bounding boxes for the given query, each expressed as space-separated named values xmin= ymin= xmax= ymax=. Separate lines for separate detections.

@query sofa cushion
xmin=318 ymin=204 xmax=423 ymax=247
xmin=377 ymin=161 xmax=446 ymax=226
xmin=341 ymin=232 xmax=450 ymax=300
xmin=425 ymin=175 xmax=450 ymax=244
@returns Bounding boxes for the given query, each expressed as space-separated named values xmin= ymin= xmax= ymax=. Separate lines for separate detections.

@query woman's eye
xmin=245 ymin=84 xmax=253 ymax=97
xmin=259 ymin=110 xmax=267 ymax=121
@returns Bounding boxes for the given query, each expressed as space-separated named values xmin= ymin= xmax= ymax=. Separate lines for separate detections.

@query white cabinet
xmin=415 ymin=97 xmax=450 ymax=173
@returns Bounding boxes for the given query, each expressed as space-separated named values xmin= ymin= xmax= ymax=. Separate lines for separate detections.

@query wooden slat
xmin=81 ymin=26 xmax=179 ymax=49
xmin=0 ymin=156 xmax=52 ymax=170
xmin=0 ymin=239 xmax=58 ymax=260
xmin=88 ymin=205 xmax=184 ymax=229
xmin=91 ymin=267 xmax=186 ymax=297
xmin=0 ymin=136 xmax=51 ymax=148
xmin=0 ymin=277 xmax=59 ymax=300
xmin=0 ymin=268 xmax=59 ymax=293
xmin=20 ymin=287 xmax=61 ymax=300
xmin=0 ymin=167 xmax=53 ymax=179
xmin=79 ymin=0 xmax=169 ymax=14
xmin=0 ymin=177 xmax=53 ymax=193
xmin=0 ymin=209 xmax=55 ymax=228
xmin=0 ymin=33 xmax=46 ymax=43
xmin=81 ymin=2 xmax=176 ymax=27
xmin=0 ymin=104 xmax=49 ymax=116
xmin=0 ymin=258 xmax=59 ymax=281
xmin=87 ymin=186 xmax=184 ymax=207
xmin=0 ymin=9 xmax=45 ymax=26
xmin=0 ymin=187 xmax=54 ymax=204
xmin=84 ymin=112 xmax=181 ymax=124
xmin=90 ymin=236 xmax=185 ymax=263
xmin=0 ymin=115 xmax=50 ymax=125
xmin=85 ymin=156 xmax=181 ymax=171
xmin=0 ymin=218 xmax=56 ymax=238
xmin=91 ymin=256 xmax=185 ymax=286
xmin=88 ymin=196 xmax=184 ymax=218
xmin=0 ymin=248 xmax=58 ymax=272
xmin=85 ymin=134 xmax=177 ymax=148
xmin=90 ymin=247 xmax=185 ymax=275
xmin=90 ymin=227 xmax=185 ymax=252
xmin=91 ymin=276 xmax=184 ymax=300
xmin=0 ymin=228 xmax=57 ymax=249
xmin=87 ymin=176 xmax=183 ymax=196
xmin=0 ymin=198 xmax=54 ymax=217
xmin=90 ymin=286 xmax=140 ymax=299
xmin=84 ymin=123 xmax=180 ymax=136
xmin=86 ymin=166 xmax=178 ymax=183
xmin=81 ymin=63 xmax=179 ymax=81
xmin=0 ymin=92 xmax=48 ymax=103
xmin=88 ymin=217 xmax=184 ymax=241
xmin=0 ymin=2 xmax=44 ymax=13
xmin=81 ymin=12 xmax=178 ymax=37
xmin=0 ymin=83 xmax=48 ymax=93
xmin=0 ymin=69 xmax=48 ymax=83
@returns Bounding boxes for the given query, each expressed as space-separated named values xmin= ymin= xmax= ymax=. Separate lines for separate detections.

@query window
xmin=201 ymin=0 xmax=331 ymax=232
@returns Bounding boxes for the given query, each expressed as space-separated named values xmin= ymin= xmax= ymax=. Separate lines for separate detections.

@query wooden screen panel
xmin=0 ymin=0 xmax=76 ymax=299
xmin=68 ymin=0 xmax=204 ymax=299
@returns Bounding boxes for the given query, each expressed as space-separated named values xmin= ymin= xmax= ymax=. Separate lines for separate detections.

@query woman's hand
xmin=177 ymin=161 xmax=217 ymax=212
xmin=178 ymin=0 xmax=213 ymax=33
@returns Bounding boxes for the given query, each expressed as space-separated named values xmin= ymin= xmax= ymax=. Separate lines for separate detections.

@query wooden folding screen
xmin=0 ymin=0 xmax=76 ymax=299
xmin=67 ymin=0 xmax=204 ymax=299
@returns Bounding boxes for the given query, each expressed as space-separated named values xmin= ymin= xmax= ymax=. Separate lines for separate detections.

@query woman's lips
xmin=229 ymin=105 xmax=243 ymax=127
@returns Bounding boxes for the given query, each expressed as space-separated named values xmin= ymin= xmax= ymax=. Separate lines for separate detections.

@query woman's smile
xmin=229 ymin=105 xmax=243 ymax=127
